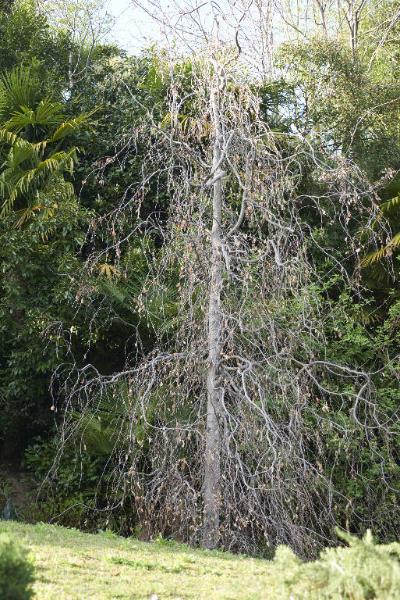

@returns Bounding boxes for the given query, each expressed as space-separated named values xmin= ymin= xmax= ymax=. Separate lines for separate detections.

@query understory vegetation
xmin=2 ymin=0 xmax=400 ymax=564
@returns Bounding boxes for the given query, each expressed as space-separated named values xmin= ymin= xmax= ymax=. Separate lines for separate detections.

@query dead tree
xmin=51 ymin=0 xmax=400 ymax=556
xmin=202 ymin=60 xmax=225 ymax=549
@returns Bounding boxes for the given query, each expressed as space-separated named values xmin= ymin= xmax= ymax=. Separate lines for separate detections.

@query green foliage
xmin=24 ymin=436 xmax=103 ymax=529
xmin=0 ymin=66 xmax=91 ymax=221
xmin=269 ymin=530 xmax=400 ymax=599
xmin=0 ymin=0 xmax=71 ymax=91
xmin=278 ymin=37 xmax=400 ymax=178
xmin=0 ymin=67 xmax=41 ymax=115
xmin=0 ymin=534 xmax=35 ymax=600
xmin=0 ymin=184 xmax=89 ymax=455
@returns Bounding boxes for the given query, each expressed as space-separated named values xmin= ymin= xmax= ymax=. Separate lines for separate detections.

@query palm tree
xmin=361 ymin=191 xmax=400 ymax=267
xmin=0 ymin=66 xmax=91 ymax=226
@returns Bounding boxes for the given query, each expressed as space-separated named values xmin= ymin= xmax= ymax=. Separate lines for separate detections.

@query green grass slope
xmin=0 ymin=522 xmax=269 ymax=599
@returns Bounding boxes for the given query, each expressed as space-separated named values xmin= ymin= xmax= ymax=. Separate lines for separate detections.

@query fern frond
xmin=359 ymin=308 xmax=385 ymax=325
xmin=361 ymin=248 xmax=388 ymax=267
xmin=387 ymin=231 xmax=400 ymax=250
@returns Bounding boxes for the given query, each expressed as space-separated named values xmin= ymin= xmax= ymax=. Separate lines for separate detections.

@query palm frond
xmin=78 ymin=412 xmax=117 ymax=457
xmin=51 ymin=112 xmax=93 ymax=142
xmin=98 ymin=263 xmax=121 ymax=279
xmin=31 ymin=140 xmax=48 ymax=154
xmin=5 ymin=100 xmax=64 ymax=133
xmin=0 ymin=83 xmax=89 ymax=224
xmin=0 ymin=128 xmax=18 ymax=146
xmin=36 ymin=149 xmax=77 ymax=175
xmin=361 ymin=232 xmax=400 ymax=266
xmin=7 ymin=141 xmax=37 ymax=169
xmin=35 ymin=99 xmax=63 ymax=126
xmin=380 ymin=194 xmax=400 ymax=213
xmin=14 ymin=204 xmax=45 ymax=228
xmin=0 ymin=176 xmax=9 ymax=200
xmin=4 ymin=106 xmax=35 ymax=131
xmin=0 ymin=147 xmax=77 ymax=217
xmin=0 ymin=84 xmax=6 ymax=119
xmin=9 ymin=168 xmax=38 ymax=199
xmin=1 ymin=67 xmax=40 ymax=113
xmin=0 ymin=194 xmax=14 ymax=218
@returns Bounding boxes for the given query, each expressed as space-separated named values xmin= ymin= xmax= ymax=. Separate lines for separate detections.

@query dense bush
xmin=269 ymin=530 xmax=400 ymax=599
xmin=0 ymin=535 xmax=35 ymax=600
xmin=24 ymin=437 xmax=103 ymax=530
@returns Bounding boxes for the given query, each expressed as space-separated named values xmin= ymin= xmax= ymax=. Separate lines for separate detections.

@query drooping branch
xmin=49 ymin=2 xmax=400 ymax=557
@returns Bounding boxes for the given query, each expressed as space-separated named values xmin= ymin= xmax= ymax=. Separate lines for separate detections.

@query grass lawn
xmin=0 ymin=521 xmax=271 ymax=599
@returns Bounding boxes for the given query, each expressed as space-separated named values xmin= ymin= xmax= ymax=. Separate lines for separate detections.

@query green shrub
xmin=0 ymin=534 xmax=35 ymax=600
xmin=269 ymin=530 xmax=400 ymax=599
xmin=24 ymin=436 xmax=102 ymax=530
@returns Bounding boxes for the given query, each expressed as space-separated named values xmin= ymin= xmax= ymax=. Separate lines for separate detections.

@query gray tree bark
xmin=202 ymin=73 xmax=224 ymax=550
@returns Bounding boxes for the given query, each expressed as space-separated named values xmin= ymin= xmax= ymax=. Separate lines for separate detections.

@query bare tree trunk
xmin=314 ymin=0 xmax=328 ymax=35
xmin=342 ymin=0 xmax=366 ymax=58
xmin=202 ymin=73 xmax=224 ymax=550
xmin=68 ymin=49 xmax=74 ymax=92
